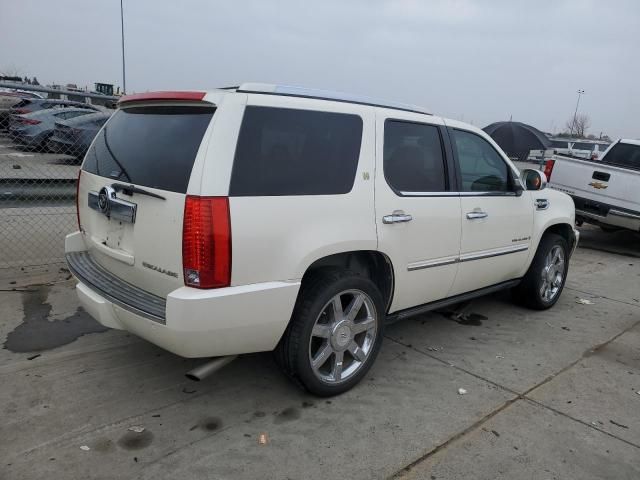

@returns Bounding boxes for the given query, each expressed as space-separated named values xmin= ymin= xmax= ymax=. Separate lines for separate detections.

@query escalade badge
xmin=142 ymin=261 xmax=178 ymax=278
xmin=588 ymin=181 xmax=608 ymax=189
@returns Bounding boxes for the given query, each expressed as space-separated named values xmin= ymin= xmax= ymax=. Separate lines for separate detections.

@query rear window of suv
xmin=230 ymin=106 xmax=363 ymax=196
xmin=83 ymin=105 xmax=215 ymax=193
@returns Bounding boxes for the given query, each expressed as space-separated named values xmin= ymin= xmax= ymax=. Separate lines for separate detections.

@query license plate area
xmin=88 ymin=186 xmax=137 ymax=224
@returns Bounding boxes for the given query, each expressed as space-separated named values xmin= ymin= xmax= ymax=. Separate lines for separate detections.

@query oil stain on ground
xmin=274 ymin=407 xmax=301 ymax=424
xmin=3 ymin=285 xmax=108 ymax=353
xmin=117 ymin=430 xmax=154 ymax=450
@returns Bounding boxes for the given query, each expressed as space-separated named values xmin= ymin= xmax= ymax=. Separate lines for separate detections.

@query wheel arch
xmin=300 ymin=250 xmax=395 ymax=313
xmin=543 ymin=223 xmax=575 ymax=248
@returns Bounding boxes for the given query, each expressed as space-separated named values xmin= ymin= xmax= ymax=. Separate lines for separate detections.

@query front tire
xmin=514 ymin=233 xmax=569 ymax=310
xmin=275 ymin=269 xmax=385 ymax=397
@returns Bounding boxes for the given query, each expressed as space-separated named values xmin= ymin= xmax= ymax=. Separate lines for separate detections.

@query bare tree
xmin=565 ymin=114 xmax=591 ymax=138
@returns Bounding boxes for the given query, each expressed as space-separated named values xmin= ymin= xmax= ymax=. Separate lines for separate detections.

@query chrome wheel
xmin=308 ymin=289 xmax=378 ymax=384
xmin=540 ymin=245 xmax=565 ymax=302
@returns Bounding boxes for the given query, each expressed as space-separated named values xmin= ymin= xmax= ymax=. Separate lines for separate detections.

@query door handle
xmin=383 ymin=212 xmax=413 ymax=224
xmin=466 ymin=211 xmax=488 ymax=220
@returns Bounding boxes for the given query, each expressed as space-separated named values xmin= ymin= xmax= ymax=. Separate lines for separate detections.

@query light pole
xmin=120 ymin=0 xmax=126 ymax=95
xmin=570 ymin=89 xmax=585 ymax=137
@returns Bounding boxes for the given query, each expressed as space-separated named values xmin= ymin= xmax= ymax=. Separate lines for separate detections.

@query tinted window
xmin=572 ymin=142 xmax=594 ymax=150
xmin=13 ymin=99 xmax=31 ymax=108
xmin=384 ymin=120 xmax=447 ymax=193
xmin=64 ymin=111 xmax=90 ymax=120
xmin=601 ymin=142 xmax=640 ymax=170
xmin=83 ymin=106 xmax=215 ymax=193
xmin=452 ymin=129 xmax=510 ymax=192
xmin=230 ymin=107 xmax=362 ymax=196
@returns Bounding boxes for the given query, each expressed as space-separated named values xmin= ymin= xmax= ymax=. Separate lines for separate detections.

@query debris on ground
xmin=258 ymin=432 xmax=269 ymax=445
xmin=426 ymin=347 xmax=442 ymax=352
xmin=495 ymin=355 xmax=505 ymax=359
xmin=576 ymin=298 xmax=595 ymax=305
xmin=26 ymin=354 xmax=41 ymax=361
xmin=609 ymin=419 xmax=629 ymax=429
xmin=128 ymin=426 xmax=145 ymax=433
xmin=79 ymin=445 xmax=90 ymax=451
xmin=458 ymin=388 xmax=468 ymax=395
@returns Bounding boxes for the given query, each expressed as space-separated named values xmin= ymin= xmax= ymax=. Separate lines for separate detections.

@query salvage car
xmin=9 ymin=108 xmax=97 ymax=149
xmin=65 ymin=84 xmax=579 ymax=396
xmin=10 ymin=98 xmax=100 ymax=116
xmin=48 ymin=111 xmax=112 ymax=158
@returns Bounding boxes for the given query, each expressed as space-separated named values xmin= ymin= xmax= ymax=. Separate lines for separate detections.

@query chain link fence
xmin=0 ymin=82 xmax=117 ymax=270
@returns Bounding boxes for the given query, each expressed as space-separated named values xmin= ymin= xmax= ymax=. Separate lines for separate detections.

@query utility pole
xmin=120 ymin=0 xmax=126 ymax=94
xmin=570 ymin=89 xmax=584 ymax=137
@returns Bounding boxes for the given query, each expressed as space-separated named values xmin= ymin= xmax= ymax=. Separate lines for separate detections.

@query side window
xmin=230 ymin=107 xmax=363 ymax=196
xmin=452 ymin=129 xmax=511 ymax=192
xmin=383 ymin=120 xmax=447 ymax=193
xmin=64 ymin=111 xmax=86 ymax=120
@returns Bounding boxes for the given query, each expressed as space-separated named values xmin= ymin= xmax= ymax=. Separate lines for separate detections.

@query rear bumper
xmin=572 ymin=195 xmax=640 ymax=232
xmin=65 ymin=232 xmax=300 ymax=358
xmin=576 ymin=208 xmax=640 ymax=232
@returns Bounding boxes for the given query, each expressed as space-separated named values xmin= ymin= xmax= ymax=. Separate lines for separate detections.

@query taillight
xmin=14 ymin=108 xmax=30 ymax=114
xmin=76 ymin=169 xmax=82 ymax=230
xmin=182 ymin=196 xmax=231 ymax=289
xmin=543 ymin=159 xmax=555 ymax=182
xmin=18 ymin=118 xmax=41 ymax=125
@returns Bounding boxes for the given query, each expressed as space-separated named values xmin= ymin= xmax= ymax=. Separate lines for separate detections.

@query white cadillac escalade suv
xmin=66 ymin=84 xmax=578 ymax=396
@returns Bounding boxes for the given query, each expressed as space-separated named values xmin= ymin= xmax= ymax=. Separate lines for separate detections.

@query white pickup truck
xmin=547 ymin=139 xmax=640 ymax=232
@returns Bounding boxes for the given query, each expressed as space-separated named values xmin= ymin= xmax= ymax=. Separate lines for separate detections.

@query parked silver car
xmin=9 ymin=108 xmax=98 ymax=149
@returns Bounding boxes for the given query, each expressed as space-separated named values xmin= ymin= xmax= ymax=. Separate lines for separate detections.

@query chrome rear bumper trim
xmin=66 ymin=251 xmax=166 ymax=324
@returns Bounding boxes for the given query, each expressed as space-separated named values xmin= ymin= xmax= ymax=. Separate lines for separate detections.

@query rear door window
xmin=230 ymin=106 xmax=363 ymax=196
xmin=82 ymin=105 xmax=215 ymax=193
xmin=601 ymin=142 xmax=640 ymax=170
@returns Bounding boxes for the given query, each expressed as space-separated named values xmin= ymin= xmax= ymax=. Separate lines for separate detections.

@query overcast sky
xmin=2 ymin=0 xmax=638 ymax=138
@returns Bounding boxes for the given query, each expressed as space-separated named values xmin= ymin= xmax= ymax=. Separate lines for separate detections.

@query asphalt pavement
xmin=1 ymin=226 xmax=639 ymax=479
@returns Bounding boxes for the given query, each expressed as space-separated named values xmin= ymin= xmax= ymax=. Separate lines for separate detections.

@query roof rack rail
xmin=236 ymin=83 xmax=431 ymax=115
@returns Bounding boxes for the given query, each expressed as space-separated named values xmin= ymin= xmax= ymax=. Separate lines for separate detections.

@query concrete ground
xmin=1 ymin=226 xmax=639 ymax=480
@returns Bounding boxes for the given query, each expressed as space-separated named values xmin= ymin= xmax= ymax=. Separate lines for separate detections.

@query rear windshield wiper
xmin=111 ymin=183 xmax=166 ymax=200
xmin=103 ymin=125 xmax=132 ymax=182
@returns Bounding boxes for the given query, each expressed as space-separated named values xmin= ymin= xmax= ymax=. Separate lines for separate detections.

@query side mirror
xmin=521 ymin=169 xmax=547 ymax=191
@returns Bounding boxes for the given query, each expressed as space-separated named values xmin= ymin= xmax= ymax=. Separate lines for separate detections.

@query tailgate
xmin=550 ymin=156 xmax=640 ymax=212
xmin=78 ymin=101 xmax=216 ymax=297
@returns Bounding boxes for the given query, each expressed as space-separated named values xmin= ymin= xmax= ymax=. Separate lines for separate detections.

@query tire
xmin=275 ymin=269 xmax=385 ymax=397
xmin=513 ymin=233 xmax=569 ymax=310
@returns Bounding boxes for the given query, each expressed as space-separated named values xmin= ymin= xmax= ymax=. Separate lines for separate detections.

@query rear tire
xmin=513 ymin=234 xmax=569 ymax=310
xmin=275 ymin=269 xmax=385 ymax=397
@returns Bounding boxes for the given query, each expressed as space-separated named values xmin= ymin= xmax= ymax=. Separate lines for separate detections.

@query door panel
xmin=451 ymin=194 xmax=533 ymax=295
xmin=375 ymin=113 xmax=461 ymax=312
